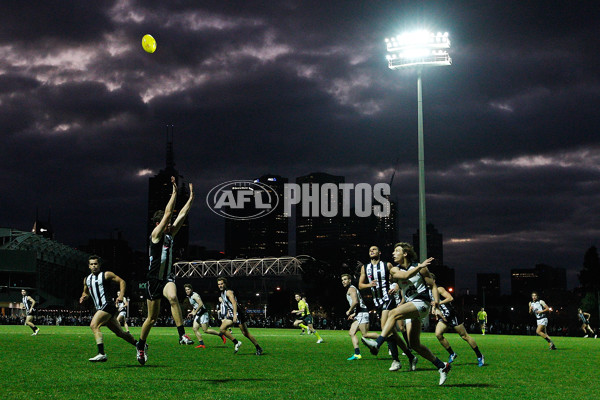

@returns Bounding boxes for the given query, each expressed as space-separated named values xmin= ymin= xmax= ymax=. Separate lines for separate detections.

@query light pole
xmin=385 ymin=30 xmax=451 ymax=261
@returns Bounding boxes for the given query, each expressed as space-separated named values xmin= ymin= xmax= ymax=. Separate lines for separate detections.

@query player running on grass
xmin=184 ymin=283 xmax=227 ymax=348
xmin=429 ymin=277 xmax=484 ymax=367
xmin=359 ymin=245 xmax=417 ymax=372
xmin=218 ymin=278 xmax=264 ymax=355
xmin=21 ymin=289 xmax=39 ymax=336
xmin=291 ymin=293 xmax=323 ymax=343
xmin=341 ymin=274 xmax=369 ymax=360
xmin=577 ymin=308 xmax=596 ymax=338
xmin=529 ymin=292 xmax=556 ymax=350
xmin=115 ymin=291 xmax=130 ymax=333
xmin=477 ymin=307 xmax=487 ymax=335
xmin=80 ymin=255 xmax=137 ymax=362
xmin=361 ymin=242 xmax=451 ymax=385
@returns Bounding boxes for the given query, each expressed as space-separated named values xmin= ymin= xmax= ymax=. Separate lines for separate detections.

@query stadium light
xmin=385 ymin=29 xmax=451 ymax=261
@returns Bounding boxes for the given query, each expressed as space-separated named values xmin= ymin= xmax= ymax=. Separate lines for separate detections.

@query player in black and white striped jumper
xmin=217 ymin=277 xmax=263 ymax=355
xmin=429 ymin=275 xmax=484 ymax=367
xmin=79 ymin=255 xmax=137 ymax=362
xmin=361 ymin=242 xmax=451 ymax=385
xmin=21 ymin=289 xmax=39 ymax=336
xmin=136 ymin=176 xmax=195 ymax=365
xmin=359 ymin=245 xmax=417 ymax=372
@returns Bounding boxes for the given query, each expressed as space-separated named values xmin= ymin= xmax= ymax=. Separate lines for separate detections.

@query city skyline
xmin=2 ymin=2 xmax=599 ymax=291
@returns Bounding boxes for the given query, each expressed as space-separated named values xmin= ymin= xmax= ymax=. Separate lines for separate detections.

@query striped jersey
xmin=86 ymin=271 xmax=111 ymax=311
xmin=220 ymin=289 xmax=238 ymax=318
xmin=365 ymin=260 xmax=395 ymax=307
xmin=148 ymin=234 xmax=174 ymax=281
xmin=346 ymin=285 xmax=368 ymax=312
xmin=398 ymin=263 xmax=430 ymax=302
xmin=429 ymin=288 xmax=456 ymax=316
xmin=22 ymin=296 xmax=33 ymax=314
xmin=578 ymin=311 xmax=587 ymax=324
xmin=530 ymin=300 xmax=547 ymax=320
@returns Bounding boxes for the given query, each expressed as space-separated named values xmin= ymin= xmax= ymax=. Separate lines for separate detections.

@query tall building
xmin=413 ymin=223 xmax=443 ymax=266
xmin=412 ymin=224 xmax=454 ymax=288
xmin=295 ymin=172 xmax=345 ymax=265
xmin=477 ymin=273 xmax=501 ymax=304
xmin=511 ymin=264 xmax=567 ymax=300
xmin=147 ymin=128 xmax=190 ymax=260
xmin=373 ymin=198 xmax=397 ymax=257
xmin=225 ymin=174 xmax=289 ymax=258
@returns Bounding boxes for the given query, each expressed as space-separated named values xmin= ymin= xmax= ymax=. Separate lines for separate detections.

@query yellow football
xmin=142 ymin=34 xmax=156 ymax=53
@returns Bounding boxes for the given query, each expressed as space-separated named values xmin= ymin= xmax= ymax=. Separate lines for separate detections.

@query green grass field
xmin=0 ymin=325 xmax=597 ymax=399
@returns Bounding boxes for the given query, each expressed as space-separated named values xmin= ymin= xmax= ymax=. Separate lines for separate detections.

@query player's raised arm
xmin=172 ymin=182 xmax=194 ymax=236
xmin=152 ymin=176 xmax=178 ymax=242
xmin=389 ymin=258 xmax=434 ymax=280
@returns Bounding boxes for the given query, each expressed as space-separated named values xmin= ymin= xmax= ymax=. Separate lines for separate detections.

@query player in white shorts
xmin=115 ymin=291 xmax=130 ymax=333
xmin=341 ymin=274 xmax=369 ymax=360
xmin=529 ymin=292 xmax=556 ymax=350
xmin=184 ymin=284 xmax=226 ymax=348
xmin=361 ymin=242 xmax=451 ymax=385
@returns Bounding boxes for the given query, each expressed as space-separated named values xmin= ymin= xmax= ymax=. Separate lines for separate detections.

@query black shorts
xmin=439 ymin=309 xmax=462 ymax=328
xmin=376 ymin=297 xmax=399 ymax=316
xmin=97 ymin=303 xmax=118 ymax=316
xmin=25 ymin=310 xmax=36 ymax=317
xmin=224 ymin=310 xmax=246 ymax=325
xmin=302 ymin=315 xmax=314 ymax=325
xmin=145 ymin=278 xmax=174 ymax=300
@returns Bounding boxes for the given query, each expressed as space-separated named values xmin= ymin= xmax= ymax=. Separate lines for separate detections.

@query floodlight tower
xmin=385 ymin=30 xmax=451 ymax=262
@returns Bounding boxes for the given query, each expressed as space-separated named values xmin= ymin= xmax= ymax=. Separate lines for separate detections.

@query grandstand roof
xmin=0 ymin=228 xmax=89 ymax=265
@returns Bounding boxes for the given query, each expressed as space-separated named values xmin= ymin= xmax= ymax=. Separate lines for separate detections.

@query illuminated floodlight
xmin=385 ymin=30 xmax=451 ymax=69
xmin=383 ymin=28 xmax=452 ymax=262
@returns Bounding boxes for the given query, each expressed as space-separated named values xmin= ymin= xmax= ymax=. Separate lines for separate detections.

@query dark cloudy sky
xmin=2 ymin=1 xmax=599 ymax=292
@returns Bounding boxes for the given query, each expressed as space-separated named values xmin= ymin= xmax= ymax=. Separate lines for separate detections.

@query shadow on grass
xmin=444 ymin=383 xmax=495 ymax=388
xmin=159 ymin=378 xmax=273 ymax=384
xmin=391 ymin=383 xmax=495 ymax=388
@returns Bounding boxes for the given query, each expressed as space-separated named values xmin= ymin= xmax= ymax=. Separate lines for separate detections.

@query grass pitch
xmin=0 ymin=325 xmax=597 ymax=399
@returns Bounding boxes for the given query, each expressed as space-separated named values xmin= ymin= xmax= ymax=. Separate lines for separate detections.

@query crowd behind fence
xmin=0 ymin=310 xmax=591 ymax=337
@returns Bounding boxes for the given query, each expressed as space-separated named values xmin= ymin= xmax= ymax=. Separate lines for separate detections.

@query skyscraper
xmin=225 ymin=174 xmax=289 ymax=258
xmin=295 ymin=172 xmax=345 ymax=265
xmin=511 ymin=264 xmax=566 ymax=300
xmin=477 ymin=273 xmax=501 ymax=305
xmin=147 ymin=127 xmax=189 ymax=260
